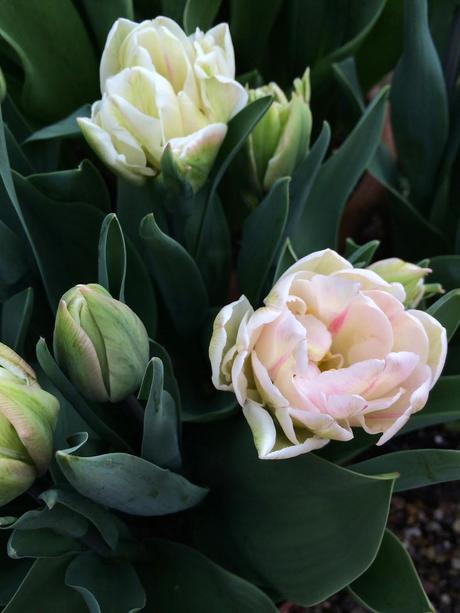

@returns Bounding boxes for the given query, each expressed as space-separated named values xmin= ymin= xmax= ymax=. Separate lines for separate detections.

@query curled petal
xmin=209 ymin=295 xmax=253 ymax=391
xmin=243 ymin=399 xmax=329 ymax=460
xmin=408 ymin=310 xmax=447 ymax=385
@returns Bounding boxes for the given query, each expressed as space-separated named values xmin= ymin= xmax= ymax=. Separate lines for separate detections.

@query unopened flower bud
xmin=367 ymin=258 xmax=443 ymax=308
xmin=247 ymin=68 xmax=312 ymax=192
xmin=53 ymin=284 xmax=149 ymax=403
xmin=0 ymin=343 xmax=59 ymax=505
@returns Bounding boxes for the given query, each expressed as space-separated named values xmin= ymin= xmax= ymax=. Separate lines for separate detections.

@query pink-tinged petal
xmin=209 ymin=295 xmax=253 ymax=391
xmin=251 ymin=351 xmax=290 ymax=410
xmin=363 ymin=290 xmax=431 ymax=364
xmin=359 ymin=364 xmax=431 ymax=442
xmin=291 ymin=275 xmax=360 ymax=327
xmin=297 ymin=314 xmax=332 ymax=362
xmin=254 ymin=309 xmax=306 ymax=377
xmin=235 ymin=306 xmax=279 ymax=352
xmin=323 ymin=394 xmax=367 ymax=420
xmin=288 ymin=407 xmax=354 ymax=441
xmin=365 ymin=352 xmax=419 ymax=400
xmin=331 ymin=294 xmax=394 ymax=364
xmin=334 ymin=268 xmax=406 ymax=302
xmin=274 ymin=360 xmax=320 ymax=411
xmin=391 ymin=311 xmax=429 ymax=362
xmin=408 ymin=310 xmax=447 ymax=386
xmin=297 ymin=358 xmax=386 ymax=398
xmin=361 ymin=389 xmax=404 ymax=414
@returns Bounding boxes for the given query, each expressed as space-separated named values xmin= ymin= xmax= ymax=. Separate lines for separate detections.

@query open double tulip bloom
xmin=78 ymin=17 xmax=247 ymax=190
xmin=54 ymin=284 xmax=149 ymax=403
xmin=210 ymin=249 xmax=447 ymax=459
xmin=247 ymin=68 xmax=312 ymax=192
xmin=0 ymin=343 xmax=59 ymax=505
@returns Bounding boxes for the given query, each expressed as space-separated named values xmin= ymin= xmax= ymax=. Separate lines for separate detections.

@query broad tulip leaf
xmin=56 ymin=433 xmax=207 ymax=516
xmin=25 ymin=105 xmax=91 ymax=143
xmin=40 ymin=489 xmax=120 ymax=551
xmin=238 ymin=177 xmax=290 ymax=305
xmin=427 ymin=289 xmax=460 ymax=340
xmin=350 ymin=530 xmax=432 ymax=613
xmin=312 ymin=0 xmax=386 ymax=92
xmin=356 ymin=0 xmax=405 ymax=92
xmin=1 ymin=506 xmax=88 ymax=538
xmin=79 ymin=0 xmax=134 ymax=51
xmin=318 ymin=429 xmax=379 ymax=466
xmin=351 ymin=449 xmax=460 ymax=493
xmin=192 ymin=416 xmax=396 ymax=606
xmin=0 ymin=0 xmax=98 ymax=123
xmin=140 ymin=213 xmax=208 ymax=337
xmin=138 ymin=539 xmax=278 ymax=612
xmin=229 ymin=0 xmax=282 ymax=71
xmin=183 ymin=0 xmax=223 ymax=34
xmin=66 ymin=552 xmax=145 ymax=613
xmin=0 ymin=555 xmax=31 ymax=606
xmin=1 ymin=287 xmax=33 ymax=353
xmin=98 ymin=214 xmax=127 ymax=301
xmin=191 ymin=97 xmax=272 ymax=259
xmin=28 ymin=160 xmax=110 ymax=214
xmin=7 ymin=529 xmax=81 ymax=559
xmin=344 ymin=238 xmax=380 ymax=268
xmin=150 ymin=340 xmax=182 ymax=415
xmin=368 ymin=144 xmax=448 ymax=258
xmin=140 ymin=358 xmax=182 ymax=472
xmin=286 ymin=121 xmax=331 ymax=241
xmin=272 ymin=238 xmax=298 ymax=282
xmin=429 ymin=255 xmax=460 ymax=291
xmin=2 ymin=556 xmax=83 ymax=612
xmin=391 ymin=0 xmax=449 ymax=209
xmin=0 ymin=220 xmax=28 ymax=288
xmin=36 ymin=338 xmax=133 ymax=454
xmin=291 ymin=88 xmax=387 ymax=255
xmin=12 ymin=172 xmax=105 ymax=310
xmin=333 ymin=57 xmax=365 ymax=116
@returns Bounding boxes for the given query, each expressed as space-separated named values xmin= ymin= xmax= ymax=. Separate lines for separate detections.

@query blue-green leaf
xmin=350 ymin=530 xmax=433 ymax=612
xmin=391 ymin=0 xmax=449 ymax=208
xmin=140 ymin=358 xmax=181 ymax=472
xmin=98 ymin=214 xmax=127 ymax=301
xmin=140 ymin=213 xmax=208 ymax=337
xmin=291 ymin=88 xmax=387 ymax=255
xmin=238 ymin=178 xmax=290 ymax=305
xmin=56 ymin=433 xmax=207 ymax=516
xmin=351 ymin=449 xmax=460 ymax=493
xmin=66 ymin=552 xmax=145 ymax=613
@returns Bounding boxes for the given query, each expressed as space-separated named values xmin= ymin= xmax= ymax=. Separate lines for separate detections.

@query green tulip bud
xmin=247 ymin=68 xmax=312 ymax=192
xmin=53 ymin=284 xmax=150 ymax=403
xmin=367 ymin=258 xmax=443 ymax=308
xmin=0 ymin=343 xmax=59 ymax=506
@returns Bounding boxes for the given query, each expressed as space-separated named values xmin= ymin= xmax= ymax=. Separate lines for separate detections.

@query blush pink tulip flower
xmin=209 ymin=249 xmax=447 ymax=459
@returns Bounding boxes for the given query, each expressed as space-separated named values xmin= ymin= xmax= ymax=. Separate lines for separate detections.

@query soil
xmin=279 ymin=424 xmax=460 ymax=612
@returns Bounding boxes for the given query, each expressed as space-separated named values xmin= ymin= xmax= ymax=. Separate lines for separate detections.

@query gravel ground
xmin=279 ymin=425 xmax=460 ymax=612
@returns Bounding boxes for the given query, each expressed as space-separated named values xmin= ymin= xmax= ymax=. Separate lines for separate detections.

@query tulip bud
xmin=247 ymin=68 xmax=312 ymax=193
xmin=0 ymin=343 xmax=59 ymax=505
xmin=53 ymin=284 xmax=149 ymax=403
xmin=367 ymin=258 xmax=443 ymax=308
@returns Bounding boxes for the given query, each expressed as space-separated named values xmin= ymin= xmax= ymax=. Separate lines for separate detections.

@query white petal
xmin=209 ymin=295 xmax=253 ymax=391
xmin=408 ymin=310 xmax=447 ymax=386
xmin=100 ymin=18 xmax=138 ymax=90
